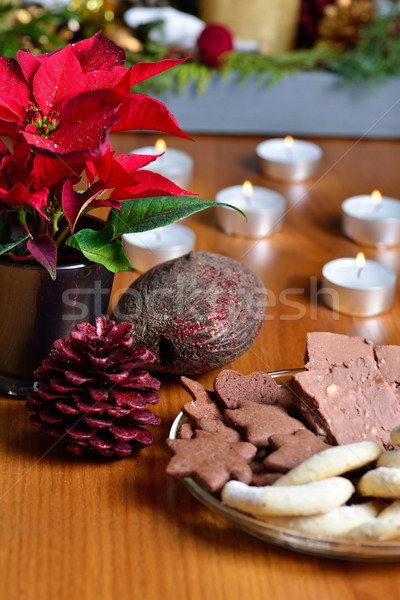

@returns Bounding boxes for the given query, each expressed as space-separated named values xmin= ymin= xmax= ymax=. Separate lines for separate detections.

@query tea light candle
xmin=122 ymin=224 xmax=195 ymax=272
xmin=131 ymin=139 xmax=193 ymax=189
xmin=321 ymin=252 xmax=397 ymax=317
xmin=215 ymin=181 xmax=286 ymax=238
xmin=256 ymin=136 xmax=322 ymax=182
xmin=342 ymin=190 xmax=400 ymax=247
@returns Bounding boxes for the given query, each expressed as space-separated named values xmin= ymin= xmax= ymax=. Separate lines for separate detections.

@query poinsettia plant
xmin=0 ymin=32 xmax=220 ymax=279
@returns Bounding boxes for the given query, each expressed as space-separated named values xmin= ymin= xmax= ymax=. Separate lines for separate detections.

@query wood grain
xmin=1 ymin=133 xmax=400 ymax=600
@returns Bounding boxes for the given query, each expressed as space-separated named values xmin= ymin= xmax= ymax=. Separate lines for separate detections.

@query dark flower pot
xmin=0 ymin=258 xmax=114 ymax=396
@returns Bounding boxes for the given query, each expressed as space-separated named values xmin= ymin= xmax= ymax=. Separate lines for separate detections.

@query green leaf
xmin=0 ymin=223 xmax=29 ymax=255
xmin=107 ymin=196 xmax=244 ymax=235
xmin=66 ymin=225 xmax=133 ymax=273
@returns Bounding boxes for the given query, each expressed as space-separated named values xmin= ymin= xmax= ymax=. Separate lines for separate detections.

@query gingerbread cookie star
xmin=214 ymin=369 xmax=291 ymax=409
xmin=181 ymin=376 xmax=223 ymax=423
xmin=263 ymin=428 xmax=332 ymax=473
xmin=223 ymin=400 xmax=304 ymax=447
xmin=165 ymin=430 xmax=257 ymax=492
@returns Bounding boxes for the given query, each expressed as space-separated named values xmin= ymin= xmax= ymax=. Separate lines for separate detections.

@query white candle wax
xmin=342 ymin=194 xmax=400 ymax=247
xmin=122 ymin=224 xmax=195 ymax=272
xmin=256 ymin=138 xmax=322 ymax=182
xmin=322 ymin=257 xmax=397 ymax=316
xmin=215 ymin=185 xmax=286 ymax=238
xmin=131 ymin=146 xmax=193 ymax=189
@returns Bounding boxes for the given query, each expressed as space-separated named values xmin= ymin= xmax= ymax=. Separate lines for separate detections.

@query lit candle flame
xmin=371 ymin=189 xmax=382 ymax=206
xmin=356 ymin=252 xmax=366 ymax=279
xmin=284 ymin=136 xmax=294 ymax=148
xmin=242 ymin=180 xmax=253 ymax=199
xmin=154 ymin=138 xmax=167 ymax=153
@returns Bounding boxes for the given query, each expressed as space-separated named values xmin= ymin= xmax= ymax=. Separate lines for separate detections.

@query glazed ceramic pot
xmin=0 ymin=257 xmax=114 ymax=396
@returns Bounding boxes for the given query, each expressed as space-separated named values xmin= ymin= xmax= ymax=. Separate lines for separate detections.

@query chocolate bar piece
xmin=304 ymin=332 xmax=374 ymax=371
xmin=375 ymin=345 xmax=400 ymax=396
xmin=291 ymin=358 xmax=400 ymax=448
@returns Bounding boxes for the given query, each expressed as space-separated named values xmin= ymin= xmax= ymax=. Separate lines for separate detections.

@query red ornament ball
xmin=26 ymin=317 xmax=161 ymax=457
xmin=197 ymin=23 xmax=233 ymax=68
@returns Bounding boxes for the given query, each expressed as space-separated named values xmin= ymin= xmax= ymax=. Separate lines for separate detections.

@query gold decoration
xmin=201 ymin=0 xmax=301 ymax=54
xmin=318 ymin=0 xmax=375 ymax=48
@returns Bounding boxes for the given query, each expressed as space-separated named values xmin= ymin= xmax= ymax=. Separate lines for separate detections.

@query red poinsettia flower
xmin=0 ymin=32 xmax=190 ymax=164
xmin=0 ymin=141 xmax=49 ymax=218
xmin=0 ymin=33 xmax=219 ymax=279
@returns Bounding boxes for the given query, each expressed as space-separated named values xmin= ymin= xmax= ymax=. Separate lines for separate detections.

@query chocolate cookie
xmin=180 ymin=376 xmax=223 ymax=424
xmin=165 ymin=430 xmax=257 ymax=492
xmin=214 ymin=369 xmax=287 ymax=409
xmin=263 ymin=428 xmax=332 ymax=473
xmin=223 ymin=400 xmax=304 ymax=447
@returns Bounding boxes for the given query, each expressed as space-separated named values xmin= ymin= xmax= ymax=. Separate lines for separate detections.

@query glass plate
xmin=169 ymin=369 xmax=400 ymax=562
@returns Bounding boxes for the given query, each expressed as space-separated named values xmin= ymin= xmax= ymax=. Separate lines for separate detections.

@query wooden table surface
xmin=1 ymin=132 xmax=400 ymax=599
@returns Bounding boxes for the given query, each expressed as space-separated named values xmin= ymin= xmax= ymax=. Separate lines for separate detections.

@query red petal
xmin=84 ymin=66 xmax=127 ymax=91
xmin=111 ymin=93 xmax=191 ymax=140
xmin=57 ymin=89 xmax=114 ymax=126
xmin=62 ymin=178 xmax=103 ymax=231
xmin=0 ymin=181 xmax=48 ymax=217
xmin=33 ymin=45 xmax=85 ymax=115
xmin=79 ymin=36 xmax=126 ymax=73
xmin=129 ymin=56 xmax=189 ymax=87
xmin=0 ymin=56 xmax=29 ymax=104
xmin=0 ymin=95 xmax=25 ymax=124
xmin=0 ymin=117 xmax=20 ymax=139
xmin=91 ymin=152 xmax=139 ymax=188
xmin=16 ymin=50 xmax=41 ymax=86
xmin=32 ymin=153 xmax=85 ymax=190
xmin=109 ymin=169 xmax=190 ymax=200
xmin=115 ymin=152 xmax=158 ymax=172
xmin=27 ymin=235 xmax=57 ymax=279
xmin=70 ymin=32 xmax=101 ymax=61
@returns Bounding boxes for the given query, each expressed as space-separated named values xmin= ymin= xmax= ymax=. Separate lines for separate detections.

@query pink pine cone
xmin=26 ymin=317 xmax=161 ymax=457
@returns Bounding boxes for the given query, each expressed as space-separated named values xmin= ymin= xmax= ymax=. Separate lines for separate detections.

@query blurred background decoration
xmin=1 ymin=0 xmax=400 ymax=91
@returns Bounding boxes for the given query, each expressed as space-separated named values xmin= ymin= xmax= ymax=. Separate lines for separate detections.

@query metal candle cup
xmin=342 ymin=194 xmax=400 ymax=247
xmin=215 ymin=184 xmax=286 ymax=238
xmin=122 ymin=224 xmax=195 ymax=273
xmin=321 ymin=257 xmax=397 ymax=317
xmin=130 ymin=144 xmax=194 ymax=189
xmin=256 ymin=138 xmax=322 ymax=182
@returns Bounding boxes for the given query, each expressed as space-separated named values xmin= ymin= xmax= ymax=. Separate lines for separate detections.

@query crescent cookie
xmin=376 ymin=450 xmax=400 ymax=469
xmin=346 ymin=501 xmax=400 ymax=541
xmin=221 ymin=477 xmax=355 ymax=517
xmin=273 ymin=441 xmax=382 ymax=487
xmin=259 ymin=502 xmax=382 ymax=539
xmin=358 ymin=467 xmax=400 ymax=498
